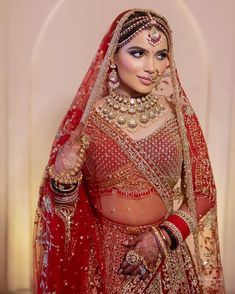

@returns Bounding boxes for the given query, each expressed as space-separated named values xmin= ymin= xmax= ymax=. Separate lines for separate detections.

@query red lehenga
xmin=33 ymin=9 xmax=225 ymax=294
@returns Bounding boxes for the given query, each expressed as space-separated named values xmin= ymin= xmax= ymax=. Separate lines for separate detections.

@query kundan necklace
xmin=96 ymin=91 xmax=167 ymax=133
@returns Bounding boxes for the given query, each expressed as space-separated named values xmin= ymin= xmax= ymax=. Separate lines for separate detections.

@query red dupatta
xmin=33 ymin=10 xmax=130 ymax=294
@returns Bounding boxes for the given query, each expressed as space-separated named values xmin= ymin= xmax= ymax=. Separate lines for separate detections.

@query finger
xmin=128 ymin=265 xmax=139 ymax=276
xmin=140 ymin=270 xmax=150 ymax=280
xmin=122 ymin=240 xmax=129 ymax=246
xmin=142 ymin=271 xmax=150 ymax=280
xmin=127 ymin=234 xmax=145 ymax=247
xmin=138 ymin=264 xmax=148 ymax=279
xmin=119 ymin=260 xmax=129 ymax=270
xmin=127 ymin=239 xmax=138 ymax=247
xmin=118 ymin=261 xmax=129 ymax=274
xmin=122 ymin=239 xmax=136 ymax=247
xmin=123 ymin=264 xmax=136 ymax=275
xmin=132 ymin=266 xmax=139 ymax=276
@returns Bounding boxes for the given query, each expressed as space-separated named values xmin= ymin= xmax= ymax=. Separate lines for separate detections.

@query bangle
xmin=47 ymin=134 xmax=89 ymax=184
xmin=162 ymin=220 xmax=183 ymax=244
xmin=160 ymin=226 xmax=178 ymax=250
xmin=50 ymin=179 xmax=78 ymax=194
xmin=157 ymin=227 xmax=169 ymax=247
xmin=47 ymin=165 xmax=83 ymax=184
xmin=151 ymin=226 xmax=169 ymax=257
xmin=50 ymin=179 xmax=79 ymax=204
xmin=160 ymin=209 xmax=196 ymax=246
xmin=174 ymin=210 xmax=197 ymax=234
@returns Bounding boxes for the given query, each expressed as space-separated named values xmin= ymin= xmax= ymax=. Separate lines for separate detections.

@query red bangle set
xmin=166 ymin=214 xmax=190 ymax=240
xmin=161 ymin=210 xmax=197 ymax=248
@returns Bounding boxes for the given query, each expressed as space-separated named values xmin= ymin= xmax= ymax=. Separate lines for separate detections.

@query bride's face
xmin=114 ymin=29 xmax=169 ymax=97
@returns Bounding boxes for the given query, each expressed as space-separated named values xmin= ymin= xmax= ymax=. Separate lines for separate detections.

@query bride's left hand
xmin=118 ymin=231 xmax=159 ymax=280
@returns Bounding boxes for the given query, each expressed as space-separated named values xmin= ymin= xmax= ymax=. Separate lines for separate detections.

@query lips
xmin=137 ymin=76 xmax=152 ymax=86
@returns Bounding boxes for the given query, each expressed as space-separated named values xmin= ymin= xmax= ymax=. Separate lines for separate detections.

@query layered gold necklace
xmin=96 ymin=91 xmax=167 ymax=133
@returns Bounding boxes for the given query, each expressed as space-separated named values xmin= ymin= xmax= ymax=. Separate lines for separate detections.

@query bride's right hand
xmin=54 ymin=129 xmax=85 ymax=172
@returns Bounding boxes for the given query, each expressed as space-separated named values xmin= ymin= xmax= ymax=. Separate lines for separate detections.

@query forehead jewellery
xmin=117 ymin=11 xmax=168 ymax=48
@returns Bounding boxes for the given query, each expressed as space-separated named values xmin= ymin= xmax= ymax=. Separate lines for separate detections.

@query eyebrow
xmin=127 ymin=46 xmax=169 ymax=54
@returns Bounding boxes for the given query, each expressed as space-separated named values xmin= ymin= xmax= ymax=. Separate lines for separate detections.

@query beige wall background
xmin=0 ymin=0 xmax=234 ymax=293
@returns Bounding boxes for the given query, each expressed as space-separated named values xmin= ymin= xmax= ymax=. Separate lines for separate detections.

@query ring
xmin=125 ymin=250 xmax=140 ymax=266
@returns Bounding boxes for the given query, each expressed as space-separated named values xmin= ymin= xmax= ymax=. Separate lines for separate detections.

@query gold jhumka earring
xmin=108 ymin=61 xmax=120 ymax=91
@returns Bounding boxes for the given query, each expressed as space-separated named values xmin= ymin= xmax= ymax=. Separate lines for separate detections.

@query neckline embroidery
xmin=92 ymin=108 xmax=176 ymax=143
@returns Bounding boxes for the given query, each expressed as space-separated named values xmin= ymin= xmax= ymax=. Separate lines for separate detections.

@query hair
xmin=117 ymin=10 xmax=172 ymax=50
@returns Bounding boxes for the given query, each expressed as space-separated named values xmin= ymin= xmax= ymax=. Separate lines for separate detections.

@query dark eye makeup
xmin=156 ymin=51 xmax=168 ymax=60
xmin=127 ymin=47 xmax=168 ymax=60
xmin=128 ymin=49 xmax=145 ymax=58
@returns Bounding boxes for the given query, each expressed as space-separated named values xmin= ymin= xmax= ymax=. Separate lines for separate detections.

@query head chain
xmin=117 ymin=12 xmax=172 ymax=48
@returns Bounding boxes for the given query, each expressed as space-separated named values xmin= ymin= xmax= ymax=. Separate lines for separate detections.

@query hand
xmin=54 ymin=132 xmax=85 ymax=172
xmin=118 ymin=231 xmax=159 ymax=280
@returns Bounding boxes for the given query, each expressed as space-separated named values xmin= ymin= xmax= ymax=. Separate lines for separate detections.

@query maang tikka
xmin=146 ymin=13 xmax=162 ymax=46
xmin=108 ymin=61 xmax=120 ymax=91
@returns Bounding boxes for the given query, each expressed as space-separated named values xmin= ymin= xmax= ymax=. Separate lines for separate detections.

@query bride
xmin=33 ymin=9 xmax=224 ymax=293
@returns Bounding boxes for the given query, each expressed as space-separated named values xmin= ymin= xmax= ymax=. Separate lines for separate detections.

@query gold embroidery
xmin=83 ymin=109 xmax=183 ymax=210
xmin=175 ymin=96 xmax=224 ymax=292
xmin=93 ymin=214 xmax=201 ymax=293
xmin=55 ymin=204 xmax=75 ymax=251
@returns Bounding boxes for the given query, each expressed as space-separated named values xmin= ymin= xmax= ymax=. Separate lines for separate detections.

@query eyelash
xmin=129 ymin=51 xmax=144 ymax=58
xmin=129 ymin=51 xmax=168 ymax=60
xmin=157 ymin=52 xmax=168 ymax=60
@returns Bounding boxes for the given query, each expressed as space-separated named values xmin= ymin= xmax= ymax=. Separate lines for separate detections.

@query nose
xmin=144 ymin=57 xmax=155 ymax=74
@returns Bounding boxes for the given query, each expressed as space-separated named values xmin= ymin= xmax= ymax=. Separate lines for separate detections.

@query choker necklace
xmin=96 ymin=91 xmax=167 ymax=133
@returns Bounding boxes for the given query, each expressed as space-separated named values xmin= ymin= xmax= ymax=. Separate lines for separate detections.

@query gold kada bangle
xmin=47 ymin=135 xmax=89 ymax=184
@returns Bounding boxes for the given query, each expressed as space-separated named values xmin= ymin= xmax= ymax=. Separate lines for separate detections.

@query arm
xmin=47 ymin=131 xmax=89 ymax=204
xmin=179 ymin=194 xmax=214 ymax=222
xmin=159 ymin=99 xmax=217 ymax=249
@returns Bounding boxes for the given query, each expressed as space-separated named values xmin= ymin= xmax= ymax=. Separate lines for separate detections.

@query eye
xmin=129 ymin=50 xmax=145 ymax=58
xmin=156 ymin=52 xmax=168 ymax=60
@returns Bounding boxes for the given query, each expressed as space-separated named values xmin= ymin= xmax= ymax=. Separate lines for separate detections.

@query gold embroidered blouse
xmin=83 ymin=109 xmax=183 ymax=209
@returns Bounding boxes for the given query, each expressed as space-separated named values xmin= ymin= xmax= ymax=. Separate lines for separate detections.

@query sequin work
xmin=87 ymin=213 xmax=201 ymax=294
xmin=83 ymin=109 xmax=183 ymax=204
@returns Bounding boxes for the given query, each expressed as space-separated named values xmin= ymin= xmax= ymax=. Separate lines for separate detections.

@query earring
xmin=108 ymin=62 xmax=119 ymax=91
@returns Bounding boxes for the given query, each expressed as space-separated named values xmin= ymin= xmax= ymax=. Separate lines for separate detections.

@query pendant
xmin=117 ymin=116 xmax=126 ymax=125
xmin=128 ymin=118 xmax=137 ymax=129
xmin=140 ymin=114 xmax=149 ymax=124
xmin=147 ymin=26 xmax=162 ymax=46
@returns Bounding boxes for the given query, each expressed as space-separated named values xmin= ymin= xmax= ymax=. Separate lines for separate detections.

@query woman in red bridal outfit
xmin=33 ymin=9 xmax=225 ymax=293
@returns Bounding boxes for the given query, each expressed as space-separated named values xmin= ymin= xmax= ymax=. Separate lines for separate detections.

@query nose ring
xmin=150 ymin=70 xmax=161 ymax=82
